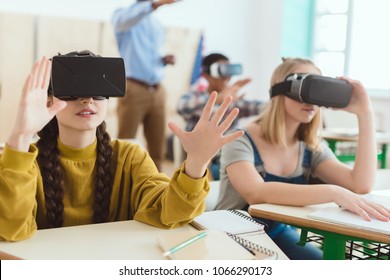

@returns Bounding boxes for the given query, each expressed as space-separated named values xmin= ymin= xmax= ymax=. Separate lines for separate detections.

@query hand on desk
xmin=333 ymin=187 xmax=390 ymax=222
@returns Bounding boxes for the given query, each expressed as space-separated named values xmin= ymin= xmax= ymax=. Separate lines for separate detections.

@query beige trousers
xmin=117 ymin=79 xmax=166 ymax=170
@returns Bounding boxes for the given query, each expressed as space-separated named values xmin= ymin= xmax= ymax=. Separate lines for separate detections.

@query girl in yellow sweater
xmin=0 ymin=52 xmax=244 ymax=241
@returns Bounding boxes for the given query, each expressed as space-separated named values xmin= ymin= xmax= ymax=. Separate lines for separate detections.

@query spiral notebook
xmin=191 ymin=209 xmax=265 ymax=235
xmin=157 ymin=229 xmax=277 ymax=260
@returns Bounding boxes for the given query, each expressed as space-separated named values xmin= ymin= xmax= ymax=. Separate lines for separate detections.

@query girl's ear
xmin=47 ymin=96 xmax=54 ymax=106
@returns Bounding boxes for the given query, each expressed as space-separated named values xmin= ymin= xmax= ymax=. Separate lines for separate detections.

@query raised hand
xmin=217 ymin=78 xmax=251 ymax=104
xmin=152 ymin=0 xmax=180 ymax=10
xmin=338 ymin=77 xmax=372 ymax=116
xmin=168 ymin=91 xmax=244 ymax=178
xmin=162 ymin=54 xmax=175 ymax=66
xmin=7 ymin=57 xmax=67 ymax=151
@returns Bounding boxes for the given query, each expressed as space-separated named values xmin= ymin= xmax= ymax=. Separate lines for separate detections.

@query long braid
xmin=36 ymin=118 xmax=65 ymax=228
xmin=93 ymin=121 xmax=114 ymax=223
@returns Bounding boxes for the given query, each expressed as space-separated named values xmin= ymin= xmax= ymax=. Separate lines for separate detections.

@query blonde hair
xmin=256 ymin=57 xmax=322 ymax=149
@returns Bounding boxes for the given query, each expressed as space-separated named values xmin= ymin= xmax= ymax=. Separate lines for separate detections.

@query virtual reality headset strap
xmin=270 ymin=80 xmax=292 ymax=98
xmin=270 ymin=76 xmax=306 ymax=102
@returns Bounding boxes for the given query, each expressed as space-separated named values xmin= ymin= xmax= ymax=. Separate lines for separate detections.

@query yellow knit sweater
xmin=0 ymin=139 xmax=208 ymax=241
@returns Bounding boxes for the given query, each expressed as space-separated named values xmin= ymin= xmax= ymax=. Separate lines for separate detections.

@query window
xmin=312 ymin=0 xmax=349 ymax=77
xmin=313 ymin=0 xmax=390 ymax=95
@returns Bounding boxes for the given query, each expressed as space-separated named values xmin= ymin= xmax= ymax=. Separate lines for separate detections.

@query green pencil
xmin=163 ymin=231 xmax=207 ymax=257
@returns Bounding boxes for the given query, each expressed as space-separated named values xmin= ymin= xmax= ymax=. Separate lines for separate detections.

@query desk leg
xmin=326 ymin=140 xmax=337 ymax=153
xmin=380 ymin=144 xmax=387 ymax=169
xmin=322 ymin=234 xmax=346 ymax=260
xmin=297 ymin=229 xmax=308 ymax=246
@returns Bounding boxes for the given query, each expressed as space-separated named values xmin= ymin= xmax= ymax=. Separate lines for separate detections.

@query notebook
xmin=157 ymin=229 xmax=277 ymax=260
xmin=308 ymin=194 xmax=390 ymax=235
xmin=191 ymin=209 xmax=265 ymax=235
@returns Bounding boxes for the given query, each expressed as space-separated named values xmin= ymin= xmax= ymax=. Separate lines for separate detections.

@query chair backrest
xmin=206 ymin=181 xmax=221 ymax=211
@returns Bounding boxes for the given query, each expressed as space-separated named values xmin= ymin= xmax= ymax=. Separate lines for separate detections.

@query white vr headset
xmin=209 ymin=63 xmax=243 ymax=78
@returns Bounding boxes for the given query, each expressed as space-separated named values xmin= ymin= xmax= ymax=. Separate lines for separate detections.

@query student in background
xmin=177 ymin=53 xmax=263 ymax=179
xmin=112 ymin=0 xmax=178 ymax=170
xmin=0 ymin=52 xmax=244 ymax=242
xmin=215 ymin=57 xmax=390 ymax=259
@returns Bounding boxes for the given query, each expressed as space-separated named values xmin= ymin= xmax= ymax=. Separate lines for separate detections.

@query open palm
xmin=13 ymin=57 xmax=66 ymax=137
xmin=169 ymin=91 xmax=244 ymax=178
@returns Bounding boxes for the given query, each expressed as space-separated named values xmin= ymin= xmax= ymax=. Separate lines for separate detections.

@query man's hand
xmin=162 ymin=55 xmax=175 ymax=65
xmin=152 ymin=0 xmax=180 ymax=10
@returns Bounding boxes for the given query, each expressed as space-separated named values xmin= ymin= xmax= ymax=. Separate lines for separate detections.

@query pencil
xmin=163 ymin=231 xmax=207 ymax=257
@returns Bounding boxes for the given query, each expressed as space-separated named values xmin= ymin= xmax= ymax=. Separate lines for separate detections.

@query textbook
xmin=157 ymin=229 xmax=277 ymax=260
xmin=191 ymin=209 xmax=265 ymax=235
xmin=308 ymin=194 xmax=390 ymax=234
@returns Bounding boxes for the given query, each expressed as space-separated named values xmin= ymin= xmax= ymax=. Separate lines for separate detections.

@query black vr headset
xmin=209 ymin=63 xmax=243 ymax=78
xmin=50 ymin=55 xmax=126 ymax=99
xmin=270 ymin=73 xmax=352 ymax=108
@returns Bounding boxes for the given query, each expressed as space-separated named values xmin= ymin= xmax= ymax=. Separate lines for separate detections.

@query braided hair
xmin=36 ymin=50 xmax=113 ymax=228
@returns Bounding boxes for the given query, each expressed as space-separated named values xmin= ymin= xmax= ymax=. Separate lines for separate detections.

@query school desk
xmin=0 ymin=219 xmax=288 ymax=260
xmin=321 ymin=129 xmax=390 ymax=168
xmin=249 ymin=190 xmax=390 ymax=260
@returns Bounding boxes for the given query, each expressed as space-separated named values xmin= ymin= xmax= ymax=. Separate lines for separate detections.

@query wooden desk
xmin=249 ymin=190 xmax=390 ymax=260
xmin=0 ymin=220 xmax=288 ymax=260
xmin=321 ymin=129 xmax=390 ymax=168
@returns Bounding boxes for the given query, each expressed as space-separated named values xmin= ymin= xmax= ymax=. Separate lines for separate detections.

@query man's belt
xmin=127 ymin=78 xmax=159 ymax=92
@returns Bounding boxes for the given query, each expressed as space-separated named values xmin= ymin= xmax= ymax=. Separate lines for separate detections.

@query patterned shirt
xmin=177 ymin=89 xmax=264 ymax=132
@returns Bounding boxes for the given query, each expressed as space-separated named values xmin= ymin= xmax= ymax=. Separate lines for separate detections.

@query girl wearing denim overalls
xmin=215 ymin=58 xmax=390 ymax=260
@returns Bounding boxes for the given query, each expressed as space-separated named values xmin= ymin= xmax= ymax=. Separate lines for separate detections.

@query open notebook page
xmin=191 ymin=210 xmax=264 ymax=235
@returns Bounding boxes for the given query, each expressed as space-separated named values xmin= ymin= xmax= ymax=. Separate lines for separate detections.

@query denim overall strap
xmin=243 ymin=130 xmax=266 ymax=178
xmin=302 ymin=146 xmax=313 ymax=182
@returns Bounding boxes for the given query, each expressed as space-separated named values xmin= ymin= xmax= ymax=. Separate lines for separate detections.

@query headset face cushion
xmin=51 ymin=56 xmax=126 ymax=98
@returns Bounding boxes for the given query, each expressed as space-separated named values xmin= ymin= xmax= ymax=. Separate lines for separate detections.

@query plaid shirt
xmin=177 ymin=90 xmax=263 ymax=132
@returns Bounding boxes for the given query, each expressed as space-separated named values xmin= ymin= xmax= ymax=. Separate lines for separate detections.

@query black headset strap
xmin=269 ymin=80 xmax=292 ymax=98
